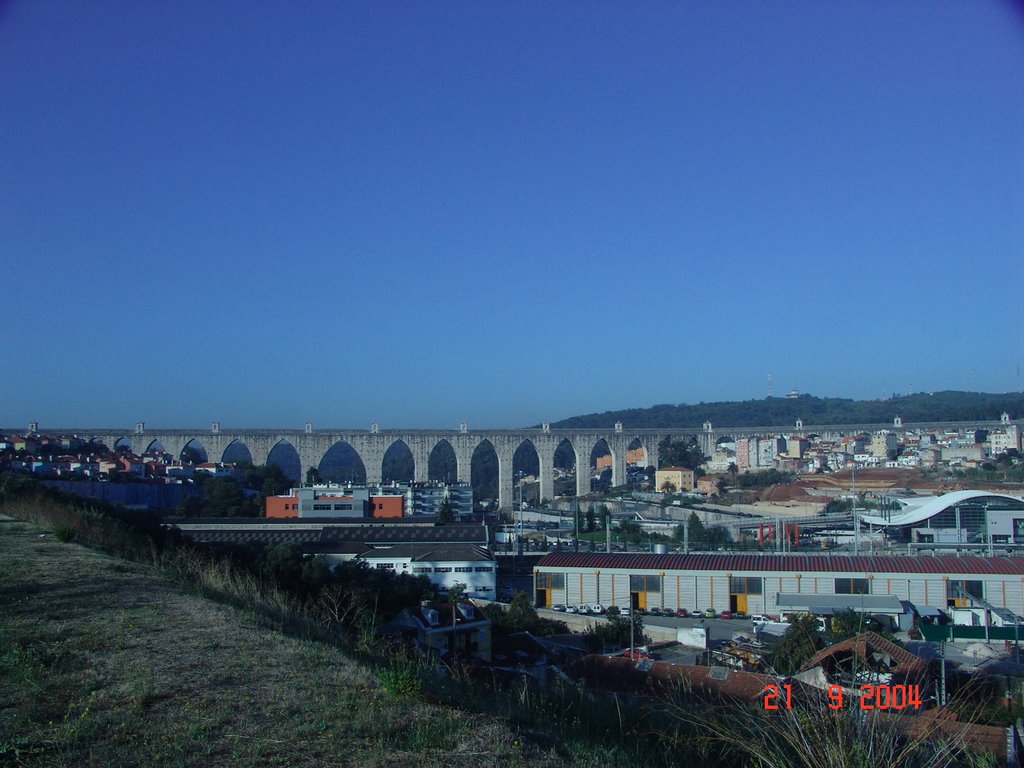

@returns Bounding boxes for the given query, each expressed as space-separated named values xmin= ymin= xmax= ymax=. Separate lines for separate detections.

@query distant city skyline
xmin=2 ymin=3 xmax=1022 ymax=429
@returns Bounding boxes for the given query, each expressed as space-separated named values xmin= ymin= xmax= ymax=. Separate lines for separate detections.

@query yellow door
xmin=536 ymin=588 xmax=550 ymax=607
xmin=632 ymin=591 xmax=646 ymax=610
xmin=734 ymin=594 xmax=748 ymax=613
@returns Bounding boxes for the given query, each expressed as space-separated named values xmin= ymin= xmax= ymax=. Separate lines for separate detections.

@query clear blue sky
xmin=2 ymin=2 xmax=1022 ymax=429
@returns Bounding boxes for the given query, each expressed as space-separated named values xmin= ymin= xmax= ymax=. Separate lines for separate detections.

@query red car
xmin=719 ymin=611 xmax=733 ymax=620
xmin=619 ymin=648 xmax=651 ymax=660
xmin=675 ymin=608 xmax=689 ymax=618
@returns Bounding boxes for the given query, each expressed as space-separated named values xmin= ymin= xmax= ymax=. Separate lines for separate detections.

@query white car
xmin=565 ymin=605 xmax=578 ymax=614
xmin=577 ymin=604 xmax=590 ymax=615
xmin=590 ymin=604 xmax=605 ymax=614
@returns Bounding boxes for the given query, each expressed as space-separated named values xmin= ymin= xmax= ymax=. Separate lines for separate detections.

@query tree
xmin=175 ymin=494 xmax=205 ymax=518
xmin=769 ymin=614 xmax=826 ymax=675
xmin=438 ymin=497 xmax=454 ymax=524
xmin=506 ymin=591 xmax=537 ymax=628
xmin=200 ymin=476 xmax=248 ymax=517
xmin=585 ymin=505 xmax=596 ymax=532
xmin=264 ymin=542 xmax=305 ymax=590
xmin=706 ymin=524 xmax=732 ymax=550
xmin=687 ymin=512 xmax=708 ymax=547
xmin=306 ymin=466 xmax=323 ymax=485
xmin=660 ymin=480 xmax=677 ymax=495
xmin=657 ymin=436 xmax=706 ymax=470
xmin=673 ymin=523 xmax=687 ymax=544
xmin=823 ymin=498 xmax=853 ymax=516
xmin=599 ymin=504 xmax=609 ymax=532
xmin=583 ymin=610 xmax=648 ymax=652
xmin=447 ymin=581 xmax=466 ymax=605
xmin=481 ymin=592 xmax=568 ymax=637
xmin=447 ymin=581 xmax=467 ymax=643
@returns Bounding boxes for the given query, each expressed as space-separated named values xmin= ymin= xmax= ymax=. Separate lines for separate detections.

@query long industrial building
xmin=533 ymin=551 xmax=1024 ymax=619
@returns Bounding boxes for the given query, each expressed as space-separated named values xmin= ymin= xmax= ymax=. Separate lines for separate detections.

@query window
xmin=536 ymin=572 xmax=564 ymax=590
xmin=629 ymin=575 xmax=661 ymax=593
xmin=454 ymin=566 xmax=473 ymax=573
xmin=436 ymin=567 xmax=453 ymax=573
xmin=474 ymin=566 xmax=494 ymax=573
xmin=413 ymin=567 xmax=431 ymax=574
xmin=312 ymin=504 xmax=332 ymax=511
xmin=835 ymin=578 xmax=870 ymax=595
xmin=333 ymin=503 xmax=352 ymax=510
xmin=947 ymin=580 xmax=983 ymax=601
xmin=729 ymin=576 xmax=763 ymax=595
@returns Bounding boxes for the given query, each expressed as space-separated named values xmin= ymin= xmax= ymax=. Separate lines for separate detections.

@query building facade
xmin=655 ymin=467 xmax=695 ymax=493
xmin=355 ymin=544 xmax=497 ymax=599
xmin=265 ymin=486 xmax=404 ymax=519
xmin=534 ymin=551 xmax=1024 ymax=617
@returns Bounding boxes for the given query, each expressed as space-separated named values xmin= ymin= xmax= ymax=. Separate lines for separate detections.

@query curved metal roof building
xmin=860 ymin=490 xmax=1024 ymax=528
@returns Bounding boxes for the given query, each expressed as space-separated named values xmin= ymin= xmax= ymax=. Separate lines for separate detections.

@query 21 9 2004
xmin=763 ymin=683 xmax=923 ymax=711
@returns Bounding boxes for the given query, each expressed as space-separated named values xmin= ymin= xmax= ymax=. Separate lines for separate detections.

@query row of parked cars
xmin=550 ymin=604 xmax=754 ymax=620
xmin=552 ymin=603 xmax=608 ymax=615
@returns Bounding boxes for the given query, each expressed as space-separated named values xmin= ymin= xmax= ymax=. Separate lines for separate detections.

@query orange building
xmin=595 ymin=447 xmax=648 ymax=469
xmin=266 ymin=486 xmax=404 ymax=519
xmin=370 ymin=495 xmax=403 ymax=518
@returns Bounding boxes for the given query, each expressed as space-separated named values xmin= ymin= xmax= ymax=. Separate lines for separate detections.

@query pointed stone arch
xmin=221 ymin=439 xmax=253 ymax=466
xmin=588 ymin=437 xmax=616 ymax=493
xmin=382 ymin=439 xmax=414 ymax=483
xmin=318 ymin=440 xmax=367 ymax=484
xmin=181 ymin=438 xmax=208 ymax=464
xmin=512 ymin=439 xmax=540 ymax=507
xmin=266 ymin=439 xmax=301 ymax=483
xmin=140 ymin=439 xmax=166 ymax=456
xmin=113 ymin=437 xmax=134 ymax=454
xmin=428 ymin=439 xmax=458 ymax=483
xmin=470 ymin=439 xmax=499 ymax=508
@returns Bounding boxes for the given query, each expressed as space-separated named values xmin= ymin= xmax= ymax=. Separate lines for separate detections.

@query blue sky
xmin=2 ymin=2 xmax=1022 ymax=429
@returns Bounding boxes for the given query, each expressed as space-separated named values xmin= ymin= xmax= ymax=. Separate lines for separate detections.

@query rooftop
xmin=537 ymin=551 xmax=1024 ymax=576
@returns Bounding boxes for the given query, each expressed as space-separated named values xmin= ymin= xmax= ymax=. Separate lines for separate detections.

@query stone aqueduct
xmin=72 ymin=422 xmax=685 ymax=510
xmin=27 ymin=417 xmax=1015 ymax=509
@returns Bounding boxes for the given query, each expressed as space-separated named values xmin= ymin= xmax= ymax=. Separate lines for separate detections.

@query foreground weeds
xmin=663 ymin=694 xmax=1000 ymax=768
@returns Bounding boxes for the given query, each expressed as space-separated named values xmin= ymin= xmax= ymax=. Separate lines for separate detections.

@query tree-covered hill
xmin=551 ymin=391 xmax=1024 ymax=430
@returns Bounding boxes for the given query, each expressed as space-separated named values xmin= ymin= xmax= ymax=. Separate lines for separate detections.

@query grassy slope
xmin=0 ymin=515 xmax=569 ymax=768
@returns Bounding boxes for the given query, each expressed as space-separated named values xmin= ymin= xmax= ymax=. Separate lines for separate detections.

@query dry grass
xmin=0 ymin=514 xmax=569 ymax=767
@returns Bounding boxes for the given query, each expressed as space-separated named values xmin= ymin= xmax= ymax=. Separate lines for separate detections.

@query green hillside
xmin=552 ymin=391 xmax=1024 ymax=430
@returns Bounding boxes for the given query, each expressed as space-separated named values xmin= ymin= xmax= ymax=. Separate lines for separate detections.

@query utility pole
xmin=852 ymin=464 xmax=860 ymax=556
xmin=606 ymin=507 xmax=611 ymax=552
xmin=630 ymin=609 xmax=635 ymax=661
xmin=574 ymin=496 xmax=579 ymax=553
xmin=939 ymin=640 xmax=947 ymax=706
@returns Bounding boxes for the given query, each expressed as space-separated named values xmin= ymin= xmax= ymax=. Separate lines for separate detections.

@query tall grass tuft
xmin=664 ymin=693 xmax=1000 ymax=768
xmin=377 ymin=650 xmax=426 ymax=698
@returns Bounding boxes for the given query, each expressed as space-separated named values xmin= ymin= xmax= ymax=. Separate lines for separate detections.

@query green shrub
xmin=54 ymin=524 xmax=76 ymax=543
xmin=377 ymin=654 xmax=424 ymax=698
